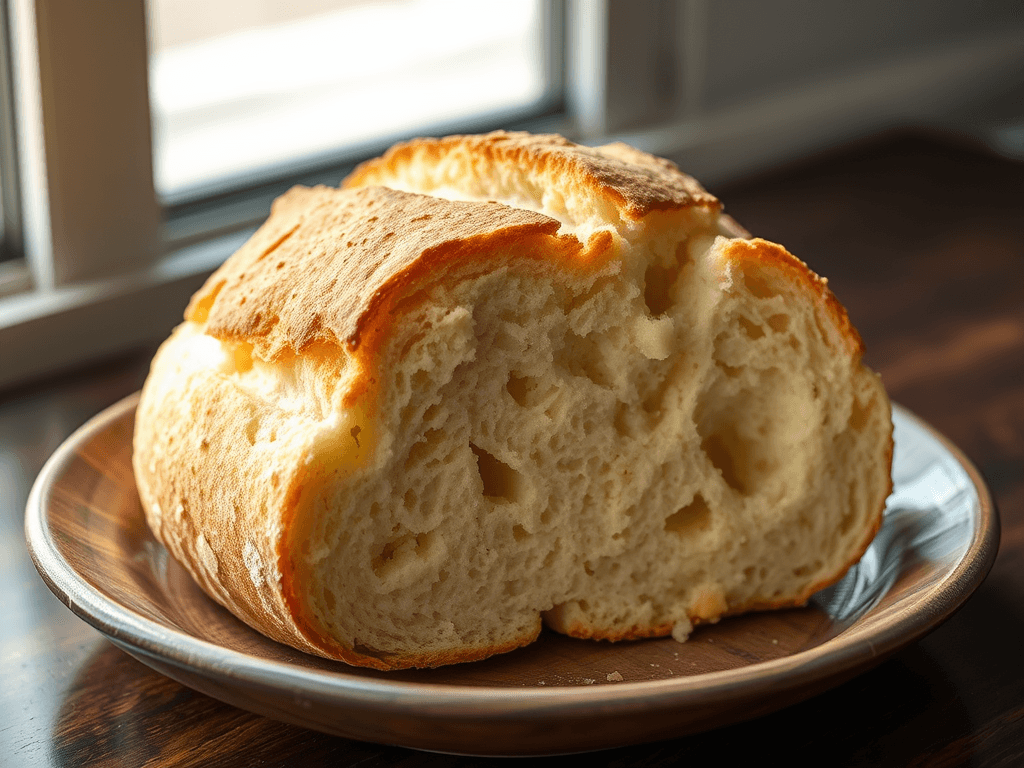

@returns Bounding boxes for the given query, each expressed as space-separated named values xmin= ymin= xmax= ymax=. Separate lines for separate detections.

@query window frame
xmin=2 ymin=0 xmax=1024 ymax=390
xmin=0 ymin=0 xmax=25 ymax=276
xmin=0 ymin=0 xmax=571 ymax=389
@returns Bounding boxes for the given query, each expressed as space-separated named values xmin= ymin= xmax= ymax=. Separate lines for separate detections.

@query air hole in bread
xmin=700 ymin=426 xmax=749 ymax=494
xmin=411 ymin=369 xmax=431 ymax=392
xmin=414 ymin=530 xmax=437 ymax=558
xmin=492 ymin=324 xmax=526 ymax=354
xmin=371 ymin=537 xmax=402 ymax=576
xmin=323 ymin=587 xmax=336 ymax=611
xmin=371 ymin=530 xmax=439 ymax=579
xmin=244 ymin=415 xmax=259 ymax=445
xmin=696 ymin=365 xmax=795 ymax=497
xmin=399 ymin=330 xmax=427 ymax=359
xmin=566 ymin=274 xmax=614 ymax=316
xmin=404 ymin=429 xmax=445 ymax=471
xmin=641 ymin=376 xmax=675 ymax=418
xmin=506 ymin=373 xmax=557 ymax=408
xmin=739 ymin=316 xmax=765 ymax=340
xmin=719 ymin=362 xmax=742 ymax=379
xmin=470 ymin=443 xmax=523 ymax=503
xmin=664 ymin=494 xmax=712 ymax=537
xmin=422 ymin=402 xmax=441 ymax=424
xmin=558 ymin=332 xmax=612 ymax=388
xmin=352 ymin=640 xmax=387 ymax=658
xmin=768 ymin=313 xmax=790 ymax=333
xmin=512 ymin=524 xmax=530 ymax=542
xmin=505 ymin=373 xmax=531 ymax=406
xmin=643 ymin=261 xmax=680 ymax=316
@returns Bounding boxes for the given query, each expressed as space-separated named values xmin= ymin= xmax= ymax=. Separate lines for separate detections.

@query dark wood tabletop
xmin=2 ymin=133 xmax=1022 ymax=767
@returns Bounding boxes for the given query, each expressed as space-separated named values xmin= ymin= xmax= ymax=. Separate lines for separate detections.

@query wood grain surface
xmin=3 ymin=133 xmax=1022 ymax=766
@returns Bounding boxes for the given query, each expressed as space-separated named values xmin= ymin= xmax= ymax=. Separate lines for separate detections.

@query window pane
xmin=0 ymin=0 xmax=20 ymax=264
xmin=148 ymin=0 xmax=548 ymax=200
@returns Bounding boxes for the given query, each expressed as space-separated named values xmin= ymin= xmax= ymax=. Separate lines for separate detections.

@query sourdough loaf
xmin=133 ymin=131 xmax=892 ymax=670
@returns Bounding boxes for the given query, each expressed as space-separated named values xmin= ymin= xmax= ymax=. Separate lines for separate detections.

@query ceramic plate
xmin=26 ymin=396 xmax=998 ymax=756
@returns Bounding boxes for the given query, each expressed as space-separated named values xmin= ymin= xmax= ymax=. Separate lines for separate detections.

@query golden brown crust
xmin=133 ymin=336 xmax=317 ymax=656
xmin=720 ymin=238 xmax=866 ymax=360
xmin=345 ymin=131 xmax=721 ymax=221
xmin=187 ymin=185 xmax=565 ymax=362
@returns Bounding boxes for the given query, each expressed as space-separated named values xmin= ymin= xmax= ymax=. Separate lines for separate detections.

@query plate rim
xmin=25 ymin=394 xmax=1000 ymax=720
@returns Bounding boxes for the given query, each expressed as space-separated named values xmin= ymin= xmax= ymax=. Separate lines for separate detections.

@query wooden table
xmin=2 ymin=134 xmax=1022 ymax=766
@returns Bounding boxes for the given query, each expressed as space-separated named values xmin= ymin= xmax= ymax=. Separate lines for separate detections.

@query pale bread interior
xmin=311 ymin=244 xmax=886 ymax=661
xmin=156 ymin=222 xmax=889 ymax=666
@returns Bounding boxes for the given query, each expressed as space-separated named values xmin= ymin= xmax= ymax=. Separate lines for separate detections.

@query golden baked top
xmin=187 ymin=185 xmax=574 ymax=361
xmin=346 ymin=131 xmax=721 ymax=221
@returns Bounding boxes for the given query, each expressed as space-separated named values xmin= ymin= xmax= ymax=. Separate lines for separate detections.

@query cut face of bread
xmin=133 ymin=132 xmax=892 ymax=670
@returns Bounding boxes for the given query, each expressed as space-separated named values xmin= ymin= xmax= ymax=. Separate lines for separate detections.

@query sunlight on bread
xmin=133 ymin=132 xmax=892 ymax=670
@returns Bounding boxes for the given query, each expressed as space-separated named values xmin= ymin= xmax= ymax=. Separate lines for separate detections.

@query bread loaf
xmin=133 ymin=132 xmax=892 ymax=670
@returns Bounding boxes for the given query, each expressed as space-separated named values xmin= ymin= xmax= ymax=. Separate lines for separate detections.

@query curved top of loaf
xmin=186 ymin=184 xmax=596 ymax=363
xmin=344 ymin=131 xmax=721 ymax=234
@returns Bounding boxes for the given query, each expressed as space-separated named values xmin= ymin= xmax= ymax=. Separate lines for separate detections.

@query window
xmin=149 ymin=0 xmax=552 ymax=201
xmin=1 ymin=0 xmax=1022 ymax=389
xmin=0 ymin=0 xmax=21 ymax=266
